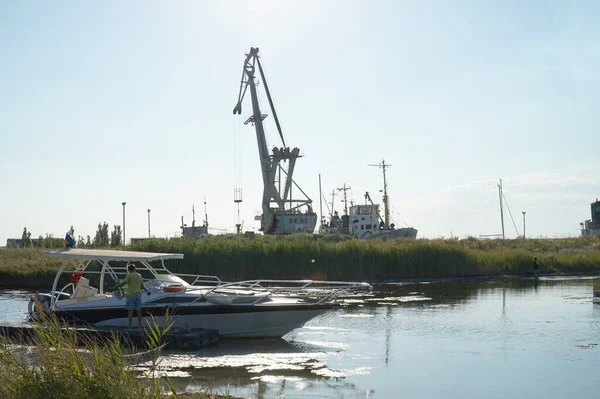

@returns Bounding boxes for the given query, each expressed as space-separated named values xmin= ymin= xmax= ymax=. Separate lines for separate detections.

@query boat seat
xmin=72 ymin=277 xmax=98 ymax=299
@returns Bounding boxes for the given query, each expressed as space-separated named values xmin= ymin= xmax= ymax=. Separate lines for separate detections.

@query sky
xmin=1 ymin=0 xmax=599 ymax=244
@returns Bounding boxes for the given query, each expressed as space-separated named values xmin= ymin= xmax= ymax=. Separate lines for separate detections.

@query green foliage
xmin=0 ymin=312 xmax=157 ymax=399
xmin=94 ymin=222 xmax=110 ymax=248
xmin=38 ymin=233 xmax=64 ymax=249
xmin=21 ymin=227 xmax=31 ymax=248
xmin=110 ymin=225 xmax=122 ymax=247
xmin=0 ymin=311 xmax=235 ymax=399
xmin=144 ymin=310 xmax=175 ymax=396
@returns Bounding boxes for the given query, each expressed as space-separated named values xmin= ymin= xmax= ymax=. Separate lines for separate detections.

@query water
xmin=2 ymin=277 xmax=600 ymax=398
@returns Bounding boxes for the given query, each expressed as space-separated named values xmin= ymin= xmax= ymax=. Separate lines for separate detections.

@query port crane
xmin=233 ymin=47 xmax=316 ymax=234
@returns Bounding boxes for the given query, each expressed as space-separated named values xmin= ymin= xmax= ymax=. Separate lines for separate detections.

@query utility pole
xmin=522 ymin=211 xmax=526 ymax=239
xmin=498 ymin=179 xmax=505 ymax=239
xmin=122 ymin=202 xmax=126 ymax=245
xmin=147 ymin=209 xmax=151 ymax=238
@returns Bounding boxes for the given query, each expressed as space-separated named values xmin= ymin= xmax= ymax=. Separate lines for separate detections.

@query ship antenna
xmin=192 ymin=201 xmax=196 ymax=227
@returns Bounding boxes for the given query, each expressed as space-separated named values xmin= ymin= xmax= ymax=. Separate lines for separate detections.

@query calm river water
xmin=2 ymin=276 xmax=600 ymax=399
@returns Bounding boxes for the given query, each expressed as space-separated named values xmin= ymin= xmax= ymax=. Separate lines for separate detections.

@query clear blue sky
xmin=1 ymin=0 xmax=599 ymax=244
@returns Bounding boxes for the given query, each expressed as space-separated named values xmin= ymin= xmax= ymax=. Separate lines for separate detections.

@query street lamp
xmin=522 ymin=211 xmax=526 ymax=239
xmin=147 ymin=209 xmax=151 ymax=238
xmin=122 ymin=202 xmax=126 ymax=245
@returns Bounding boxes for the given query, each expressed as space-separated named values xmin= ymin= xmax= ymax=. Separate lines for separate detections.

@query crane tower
xmin=233 ymin=47 xmax=317 ymax=234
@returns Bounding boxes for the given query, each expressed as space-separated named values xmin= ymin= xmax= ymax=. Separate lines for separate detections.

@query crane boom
xmin=233 ymin=47 xmax=316 ymax=234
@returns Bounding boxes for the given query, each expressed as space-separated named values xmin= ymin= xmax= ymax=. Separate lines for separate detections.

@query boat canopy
xmin=44 ymin=248 xmax=184 ymax=262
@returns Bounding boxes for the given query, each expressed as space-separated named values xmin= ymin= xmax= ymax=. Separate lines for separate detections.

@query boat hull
xmin=376 ymin=227 xmax=418 ymax=239
xmin=53 ymin=303 xmax=333 ymax=338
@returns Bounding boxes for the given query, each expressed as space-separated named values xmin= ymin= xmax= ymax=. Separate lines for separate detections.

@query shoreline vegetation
xmin=1 ymin=235 xmax=599 ymax=289
xmin=0 ymin=311 xmax=242 ymax=399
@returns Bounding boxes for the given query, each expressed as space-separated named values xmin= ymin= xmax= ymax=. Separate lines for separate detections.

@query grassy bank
xmin=1 ymin=235 xmax=599 ymax=288
xmin=0 ymin=247 xmax=64 ymax=289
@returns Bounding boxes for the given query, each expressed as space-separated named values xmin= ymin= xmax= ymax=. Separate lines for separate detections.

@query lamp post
xmin=122 ymin=202 xmax=126 ymax=245
xmin=147 ymin=209 xmax=151 ymax=238
xmin=522 ymin=211 xmax=526 ymax=239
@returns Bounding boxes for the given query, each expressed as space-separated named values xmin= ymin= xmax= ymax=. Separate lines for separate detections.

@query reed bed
xmin=1 ymin=235 xmax=599 ymax=287
xmin=128 ymin=235 xmax=600 ymax=281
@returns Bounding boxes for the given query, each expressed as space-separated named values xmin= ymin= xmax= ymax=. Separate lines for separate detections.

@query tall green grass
xmin=2 ymin=235 xmax=599 ymax=287
xmin=129 ymin=235 xmax=600 ymax=281
xmin=0 ymin=311 xmax=238 ymax=399
xmin=0 ymin=247 xmax=63 ymax=288
xmin=0 ymin=311 xmax=169 ymax=399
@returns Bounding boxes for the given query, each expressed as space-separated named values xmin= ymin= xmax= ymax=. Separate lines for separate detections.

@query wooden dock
xmin=0 ymin=321 xmax=218 ymax=350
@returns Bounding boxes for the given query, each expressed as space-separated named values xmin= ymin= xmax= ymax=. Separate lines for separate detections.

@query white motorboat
xmin=29 ymin=248 xmax=371 ymax=338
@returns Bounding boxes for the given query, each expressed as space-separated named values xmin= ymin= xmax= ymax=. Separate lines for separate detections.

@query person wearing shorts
xmin=116 ymin=264 xmax=143 ymax=329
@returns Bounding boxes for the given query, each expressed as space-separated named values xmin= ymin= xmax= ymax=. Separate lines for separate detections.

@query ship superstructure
xmin=581 ymin=198 xmax=600 ymax=236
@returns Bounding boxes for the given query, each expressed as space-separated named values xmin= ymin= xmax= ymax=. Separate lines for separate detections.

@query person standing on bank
xmin=115 ymin=264 xmax=143 ymax=330
xmin=533 ymin=256 xmax=539 ymax=278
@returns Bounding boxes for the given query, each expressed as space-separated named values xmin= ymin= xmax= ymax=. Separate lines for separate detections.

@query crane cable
xmin=255 ymin=56 xmax=287 ymax=148
xmin=232 ymin=114 xmax=243 ymax=231
xmin=502 ymin=192 xmax=520 ymax=237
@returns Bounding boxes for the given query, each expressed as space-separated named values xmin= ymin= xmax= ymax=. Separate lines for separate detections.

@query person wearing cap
xmin=115 ymin=264 xmax=144 ymax=329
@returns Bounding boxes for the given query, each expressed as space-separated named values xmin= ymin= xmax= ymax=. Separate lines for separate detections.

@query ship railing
xmin=185 ymin=279 xmax=372 ymax=305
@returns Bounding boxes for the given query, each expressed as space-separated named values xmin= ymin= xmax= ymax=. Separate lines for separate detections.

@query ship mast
xmin=369 ymin=159 xmax=392 ymax=227
xmin=337 ymin=184 xmax=351 ymax=216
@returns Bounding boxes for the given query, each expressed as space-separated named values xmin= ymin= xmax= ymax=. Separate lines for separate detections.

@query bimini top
xmin=44 ymin=248 xmax=184 ymax=262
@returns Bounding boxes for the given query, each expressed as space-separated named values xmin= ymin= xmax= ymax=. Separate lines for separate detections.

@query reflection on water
xmin=2 ymin=277 xmax=600 ymax=398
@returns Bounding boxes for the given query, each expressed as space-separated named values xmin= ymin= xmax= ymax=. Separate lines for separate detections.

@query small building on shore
xmin=580 ymin=198 xmax=600 ymax=236
xmin=6 ymin=238 xmax=42 ymax=248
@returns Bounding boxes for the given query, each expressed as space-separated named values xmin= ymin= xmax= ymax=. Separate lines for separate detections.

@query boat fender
xmin=164 ymin=284 xmax=185 ymax=292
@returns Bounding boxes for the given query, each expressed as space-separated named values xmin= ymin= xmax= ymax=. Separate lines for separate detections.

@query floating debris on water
xmin=575 ymin=343 xmax=597 ymax=349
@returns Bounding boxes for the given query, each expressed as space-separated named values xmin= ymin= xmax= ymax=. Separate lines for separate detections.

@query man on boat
xmin=115 ymin=264 xmax=143 ymax=330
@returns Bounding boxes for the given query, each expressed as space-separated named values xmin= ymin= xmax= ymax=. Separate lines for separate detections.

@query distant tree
xmin=85 ymin=235 xmax=92 ymax=247
xmin=21 ymin=227 xmax=31 ymax=248
xmin=36 ymin=235 xmax=44 ymax=248
xmin=110 ymin=225 xmax=122 ymax=247
xmin=68 ymin=225 xmax=75 ymax=238
xmin=77 ymin=235 xmax=85 ymax=248
xmin=42 ymin=233 xmax=63 ymax=248
xmin=94 ymin=222 xmax=110 ymax=248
